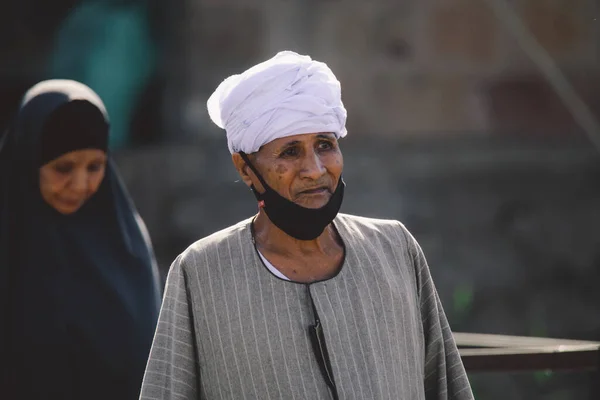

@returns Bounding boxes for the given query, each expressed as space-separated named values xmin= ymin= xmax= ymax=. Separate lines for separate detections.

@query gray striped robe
xmin=140 ymin=213 xmax=474 ymax=400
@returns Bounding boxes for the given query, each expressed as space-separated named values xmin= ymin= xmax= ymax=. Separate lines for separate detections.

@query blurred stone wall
xmin=114 ymin=133 xmax=600 ymax=400
xmin=162 ymin=0 xmax=600 ymax=142
xmin=130 ymin=1 xmax=600 ymax=398
xmin=2 ymin=0 xmax=598 ymax=399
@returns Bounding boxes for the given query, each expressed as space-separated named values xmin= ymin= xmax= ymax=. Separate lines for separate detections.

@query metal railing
xmin=455 ymin=332 xmax=600 ymax=372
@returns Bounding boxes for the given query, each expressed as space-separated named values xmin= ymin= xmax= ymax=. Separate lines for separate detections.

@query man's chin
xmin=295 ymin=197 xmax=331 ymax=209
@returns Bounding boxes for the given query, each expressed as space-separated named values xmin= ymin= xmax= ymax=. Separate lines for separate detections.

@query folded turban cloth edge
xmin=207 ymin=50 xmax=348 ymax=154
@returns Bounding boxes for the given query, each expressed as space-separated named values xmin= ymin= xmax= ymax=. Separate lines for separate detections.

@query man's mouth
xmin=300 ymin=186 xmax=329 ymax=195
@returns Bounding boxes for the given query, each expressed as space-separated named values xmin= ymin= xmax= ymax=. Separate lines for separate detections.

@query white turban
xmin=207 ymin=51 xmax=347 ymax=154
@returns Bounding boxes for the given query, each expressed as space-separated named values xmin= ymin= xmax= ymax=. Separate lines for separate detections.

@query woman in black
xmin=0 ymin=80 xmax=162 ymax=399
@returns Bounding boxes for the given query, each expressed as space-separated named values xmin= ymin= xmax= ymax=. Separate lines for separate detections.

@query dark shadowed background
xmin=2 ymin=1 xmax=599 ymax=398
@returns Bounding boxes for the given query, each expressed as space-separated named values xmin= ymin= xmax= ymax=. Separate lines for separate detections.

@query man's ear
xmin=232 ymin=153 xmax=254 ymax=188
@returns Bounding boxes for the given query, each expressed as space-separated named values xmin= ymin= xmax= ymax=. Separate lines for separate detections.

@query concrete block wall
xmin=162 ymin=0 xmax=599 ymax=142
xmin=134 ymin=1 xmax=600 ymax=398
xmin=114 ymin=134 xmax=600 ymax=400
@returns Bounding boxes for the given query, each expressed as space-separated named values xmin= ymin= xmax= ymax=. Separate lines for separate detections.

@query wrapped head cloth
xmin=207 ymin=51 xmax=347 ymax=154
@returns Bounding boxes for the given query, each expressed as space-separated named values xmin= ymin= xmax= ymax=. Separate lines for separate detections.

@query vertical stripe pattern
xmin=140 ymin=214 xmax=474 ymax=400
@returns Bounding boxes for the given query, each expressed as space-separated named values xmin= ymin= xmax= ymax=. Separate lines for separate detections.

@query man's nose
xmin=299 ymin=151 xmax=326 ymax=180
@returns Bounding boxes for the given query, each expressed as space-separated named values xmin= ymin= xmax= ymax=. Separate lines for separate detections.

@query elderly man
xmin=140 ymin=51 xmax=474 ymax=400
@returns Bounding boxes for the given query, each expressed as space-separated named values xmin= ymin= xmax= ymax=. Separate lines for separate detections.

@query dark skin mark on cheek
xmin=275 ymin=164 xmax=287 ymax=174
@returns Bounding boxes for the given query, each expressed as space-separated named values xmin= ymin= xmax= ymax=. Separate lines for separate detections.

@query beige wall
xmin=170 ymin=0 xmax=599 ymax=139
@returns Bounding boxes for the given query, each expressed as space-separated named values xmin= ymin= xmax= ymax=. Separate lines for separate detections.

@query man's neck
xmin=252 ymin=210 xmax=341 ymax=257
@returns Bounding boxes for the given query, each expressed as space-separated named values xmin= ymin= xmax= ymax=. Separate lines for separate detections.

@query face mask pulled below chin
xmin=239 ymin=152 xmax=345 ymax=241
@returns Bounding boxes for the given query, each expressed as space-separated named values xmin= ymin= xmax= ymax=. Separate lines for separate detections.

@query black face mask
xmin=239 ymin=152 xmax=345 ymax=241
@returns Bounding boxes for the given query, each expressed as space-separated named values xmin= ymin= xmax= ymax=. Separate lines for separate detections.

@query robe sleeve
xmin=402 ymin=224 xmax=475 ymax=400
xmin=140 ymin=254 xmax=200 ymax=400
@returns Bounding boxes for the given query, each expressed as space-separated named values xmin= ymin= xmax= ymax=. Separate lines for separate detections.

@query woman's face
xmin=39 ymin=149 xmax=107 ymax=214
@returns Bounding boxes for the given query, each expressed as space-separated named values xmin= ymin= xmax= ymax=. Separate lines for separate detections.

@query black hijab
xmin=0 ymin=80 xmax=162 ymax=400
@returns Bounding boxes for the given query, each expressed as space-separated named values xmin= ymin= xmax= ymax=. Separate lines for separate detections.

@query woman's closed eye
xmin=87 ymin=162 xmax=104 ymax=173
xmin=53 ymin=163 xmax=74 ymax=174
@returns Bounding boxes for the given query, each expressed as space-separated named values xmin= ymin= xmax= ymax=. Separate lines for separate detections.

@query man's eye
xmin=317 ymin=141 xmax=333 ymax=150
xmin=280 ymin=147 xmax=299 ymax=158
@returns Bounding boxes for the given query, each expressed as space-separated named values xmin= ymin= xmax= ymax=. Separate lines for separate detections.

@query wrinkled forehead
xmin=259 ymin=132 xmax=338 ymax=151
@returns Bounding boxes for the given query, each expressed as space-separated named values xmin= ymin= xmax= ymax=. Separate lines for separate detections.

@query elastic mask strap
xmin=239 ymin=151 xmax=270 ymax=192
